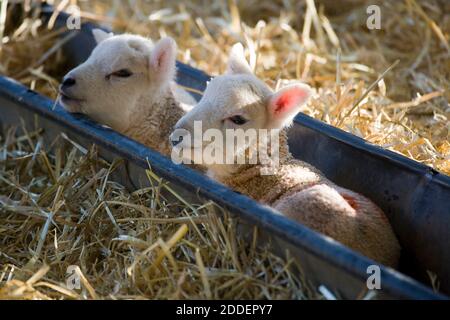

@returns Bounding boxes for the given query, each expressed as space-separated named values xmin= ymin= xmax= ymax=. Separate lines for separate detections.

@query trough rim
xmin=0 ymin=75 xmax=447 ymax=300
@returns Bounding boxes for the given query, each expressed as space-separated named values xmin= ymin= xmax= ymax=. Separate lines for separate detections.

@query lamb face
xmin=59 ymin=29 xmax=176 ymax=132
xmin=171 ymin=74 xmax=269 ymax=162
xmin=170 ymin=43 xmax=311 ymax=174
xmin=170 ymin=44 xmax=400 ymax=267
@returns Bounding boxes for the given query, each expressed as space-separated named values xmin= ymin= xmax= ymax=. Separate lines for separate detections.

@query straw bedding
xmin=0 ymin=0 xmax=448 ymax=299
xmin=0 ymin=127 xmax=314 ymax=299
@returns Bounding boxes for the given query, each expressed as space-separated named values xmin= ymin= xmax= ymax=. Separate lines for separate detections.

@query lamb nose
xmin=62 ymin=77 xmax=76 ymax=87
xmin=171 ymin=135 xmax=183 ymax=146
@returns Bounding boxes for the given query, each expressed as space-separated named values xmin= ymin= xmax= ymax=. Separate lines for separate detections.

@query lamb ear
xmin=267 ymin=83 xmax=312 ymax=127
xmin=149 ymin=37 xmax=177 ymax=83
xmin=226 ymin=43 xmax=253 ymax=75
xmin=92 ymin=29 xmax=114 ymax=44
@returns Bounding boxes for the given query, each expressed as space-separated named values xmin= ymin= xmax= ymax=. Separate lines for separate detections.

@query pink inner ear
xmin=151 ymin=40 xmax=175 ymax=73
xmin=272 ymin=87 xmax=308 ymax=115
xmin=152 ymin=50 xmax=165 ymax=69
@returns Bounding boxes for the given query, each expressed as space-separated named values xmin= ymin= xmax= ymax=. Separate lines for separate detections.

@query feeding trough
xmin=0 ymin=4 xmax=449 ymax=299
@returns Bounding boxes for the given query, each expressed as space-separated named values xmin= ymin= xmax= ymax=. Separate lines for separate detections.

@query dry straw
xmin=0 ymin=127 xmax=316 ymax=299
xmin=0 ymin=0 xmax=448 ymax=299
xmin=1 ymin=0 xmax=448 ymax=174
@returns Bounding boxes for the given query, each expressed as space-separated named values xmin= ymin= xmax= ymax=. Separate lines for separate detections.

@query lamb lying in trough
xmin=170 ymin=44 xmax=401 ymax=267
xmin=58 ymin=29 xmax=194 ymax=156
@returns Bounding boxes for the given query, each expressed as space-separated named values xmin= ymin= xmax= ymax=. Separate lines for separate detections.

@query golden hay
xmin=0 ymin=127 xmax=316 ymax=300
xmin=1 ymin=0 xmax=448 ymax=174
xmin=0 ymin=0 xmax=448 ymax=300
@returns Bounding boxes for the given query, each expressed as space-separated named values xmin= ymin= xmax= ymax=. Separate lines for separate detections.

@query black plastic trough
xmin=0 ymin=4 xmax=449 ymax=299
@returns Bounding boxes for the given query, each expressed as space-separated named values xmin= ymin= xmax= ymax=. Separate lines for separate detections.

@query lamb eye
xmin=111 ymin=69 xmax=133 ymax=78
xmin=228 ymin=115 xmax=248 ymax=125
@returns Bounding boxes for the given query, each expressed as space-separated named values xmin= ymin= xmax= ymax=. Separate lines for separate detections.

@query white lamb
xmin=170 ymin=44 xmax=401 ymax=267
xmin=58 ymin=29 xmax=195 ymax=156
